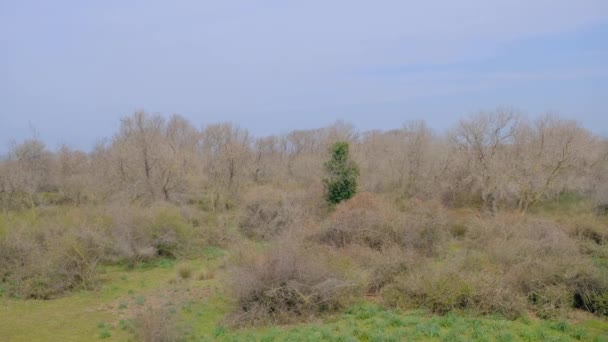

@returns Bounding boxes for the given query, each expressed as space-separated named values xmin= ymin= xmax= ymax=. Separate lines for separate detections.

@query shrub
xmin=318 ymin=193 xmax=396 ymax=250
xmin=380 ymin=215 xmax=605 ymax=318
xmin=177 ymin=264 xmax=192 ymax=279
xmin=0 ymin=224 xmax=106 ymax=299
xmin=530 ymin=284 xmax=573 ymax=319
xmin=228 ymin=236 xmax=357 ymax=325
xmin=571 ymin=271 xmax=608 ymax=316
xmin=318 ymin=194 xmax=449 ymax=256
xmin=197 ymin=269 xmax=215 ymax=280
xmin=107 ymin=203 xmax=198 ymax=266
xmin=382 ymin=257 xmax=526 ymax=318
xmin=323 ymin=141 xmax=359 ymax=205
xmin=344 ymin=245 xmax=419 ymax=294
xmin=0 ymin=203 xmax=211 ymax=298
xmin=133 ymin=305 xmax=181 ymax=342
xmin=385 ymin=263 xmax=474 ymax=315
xmin=563 ymin=215 xmax=608 ymax=245
xmin=239 ymin=187 xmax=304 ymax=240
xmin=394 ymin=199 xmax=449 ymax=256
xmin=466 ymin=215 xmax=605 ymax=317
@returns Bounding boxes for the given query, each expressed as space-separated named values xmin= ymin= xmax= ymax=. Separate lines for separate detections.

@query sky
xmin=1 ymin=0 xmax=607 ymax=152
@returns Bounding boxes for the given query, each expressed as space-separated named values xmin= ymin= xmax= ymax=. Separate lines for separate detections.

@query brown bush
xmin=570 ymin=270 xmax=608 ymax=316
xmin=239 ymin=186 xmax=305 ymax=240
xmin=177 ymin=264 xmax=193 ymax=279
xmin=317 ymin=193 xmax=399 ymax=249
xmin=342 ymin=245 xmax=420 ymax=295
xmin=382 ymin=254 xmax=526 ymax=318
xmin=106 ymin=203 xmax=200 ymax=266
xmin=318 ymin=193 xmax=449 ymax=256
xmin=394 ymin=199 xmax=450 ymax=256
xmin=133 ymin=305 xmax=181 ymax=342
xmin=473 ymin=216 xmax=605 ymax=317
xmin=379 ymin=214 xmax=607 ymax=318
xmin=228 ymin=236 xmax=357 ymax=325
xmin=563 ymin=214 xmax=608 ymax=245
xmin=0 ymin=224 xmax=106 ymax=299
xmin=0 ymin=203 xmax=212 ymax=298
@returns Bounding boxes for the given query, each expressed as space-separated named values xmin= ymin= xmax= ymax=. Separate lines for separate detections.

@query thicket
xmin=1 ymin=109 xmax=607 ymax=326
xmin=0 ymin=204 xmax=220 ymax=298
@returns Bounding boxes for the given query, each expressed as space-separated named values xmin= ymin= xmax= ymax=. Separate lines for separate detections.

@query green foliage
xmin=323 ymin=141 xmax=359 ymax=205
xmin=208 ymin=303 xmax=608 ymax=341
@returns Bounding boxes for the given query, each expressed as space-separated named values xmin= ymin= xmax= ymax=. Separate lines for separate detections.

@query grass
xmin=0 ymin=257 xmax=222 ymax=342
xmin=201 ymin=303 xmax=608 ymax=342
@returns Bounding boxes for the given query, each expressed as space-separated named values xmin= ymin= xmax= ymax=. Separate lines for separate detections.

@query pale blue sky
xmin=1 ymin=0 xmax=607 ymax=152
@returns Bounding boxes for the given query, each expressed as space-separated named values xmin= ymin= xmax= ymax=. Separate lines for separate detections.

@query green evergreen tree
xmin=323 ymin=141 xmax=359 ymax=205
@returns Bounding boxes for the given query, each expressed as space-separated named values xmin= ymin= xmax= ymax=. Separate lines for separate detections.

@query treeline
xmin=1 ymin=109 xmax=607 ymax=212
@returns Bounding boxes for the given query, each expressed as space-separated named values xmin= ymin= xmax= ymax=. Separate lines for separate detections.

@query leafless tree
xmin=200 ymin=123 xmax=251 ymax=209
xmin=511 ymin=115 xmax=593 ymax=212
xmin=99 ymin=111 xmax=200 ymax=202
xmin=451 ymin=109 xmax=520 ymax=213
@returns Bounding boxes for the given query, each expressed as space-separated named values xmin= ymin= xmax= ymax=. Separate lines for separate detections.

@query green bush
xmin=323 ymin=141 xmax=359 ymax=205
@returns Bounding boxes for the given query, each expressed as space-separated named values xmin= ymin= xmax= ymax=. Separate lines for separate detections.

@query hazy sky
xmin=1 ymin=0 xmax=607 ymax=152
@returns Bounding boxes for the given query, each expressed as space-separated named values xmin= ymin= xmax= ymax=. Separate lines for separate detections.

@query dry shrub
xmin=239 ymin=186 xmax=306 ymax=240
xmin=342 ymin=245 xmax=420 ymax=295
xmin=561 ymin=214 xmax=608 ymax=245
xmin=133 ymin=305 xmax=181 ymax=342
xmin=239 ymin=185 xmax=325 ymax=241
xmin=472 ymin=218 xmax=593 ymax=290
xmin=467 ymin=270 xmax=528 ymax=318
xmin=177 ymin=264 xmax=192 ymax=279
xmin=228 ymin=235 xmax=357 ymax=325
xmin=467 ymin=216 xmax=607 ymax=317
xmin=0 ymin=203 xmax=213 ymax=298
xmin=570 ymin=270 xmax=608 ymax=316
xmin=530 ymin=284 xmax=574 ymax=319
xmin=395 ymin=199 xmax=450 ymax=256
xmin=318 ymin=193 xmax=399 ymax=249
xmin=383 ymin=261 xmax=474 ymax=315
xmin=383 ymin=256 xmax=526 ymax=318
xmin=0 ymin=224 xmax=106 ymax=299
xmin=476 ymin=218 xmax=577 ymax=317
xmin=318 ymin=193 xmax=449 ymax=256
xmin=381 ymin=214 xmax=608 ymax=318
xmin=106 ymin=203 xmax=199 ymax=266
xmin=197 ymin=269 xmax=215 ymax=280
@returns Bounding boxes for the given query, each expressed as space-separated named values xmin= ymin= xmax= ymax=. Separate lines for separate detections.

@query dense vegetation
xmin=1 ymin=109 xmax=607 ymax=341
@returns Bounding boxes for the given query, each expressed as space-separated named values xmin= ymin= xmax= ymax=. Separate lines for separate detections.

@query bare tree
xmin=54 ymin=145 xmax=91 ymax=204
xmin=451 ymin=109 xmax=520 ymax=213
xmin=103 ymin=111 xmax=200 ymax=202
xmin=200 ymin=123 xmax=251 ymax=209
xmin=512 ymin=115 xmax=595 ymax=212
xmin=0 ymin=139 xmax=52 ymax=208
